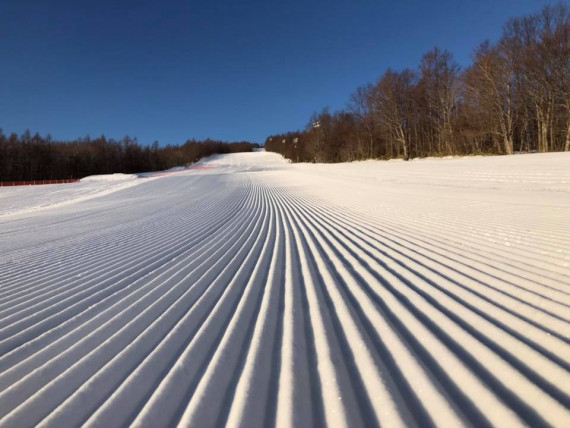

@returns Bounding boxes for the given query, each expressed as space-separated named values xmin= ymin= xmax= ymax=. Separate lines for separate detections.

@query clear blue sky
xmin=0 ymin=0 xmax=558 ymax=145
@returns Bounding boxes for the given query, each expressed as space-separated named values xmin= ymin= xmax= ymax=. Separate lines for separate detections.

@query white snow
xmin=81 ymin=173 xmax=138 ymax=182
xmin=0 ymin=150 xmax=569 ymax=427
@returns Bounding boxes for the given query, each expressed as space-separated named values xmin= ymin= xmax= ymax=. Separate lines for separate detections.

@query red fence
xmin=0 ymin=179 xmax=80 ymax=187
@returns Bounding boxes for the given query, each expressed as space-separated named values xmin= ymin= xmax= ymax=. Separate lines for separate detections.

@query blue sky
xmin=0 ymin=0 xmax=558 ymax=145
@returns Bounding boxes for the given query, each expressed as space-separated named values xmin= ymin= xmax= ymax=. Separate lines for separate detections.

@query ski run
xmin=0 ymin=150 xmax=569 ymax=428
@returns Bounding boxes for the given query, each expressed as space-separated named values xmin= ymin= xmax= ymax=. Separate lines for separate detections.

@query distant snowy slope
xmin=0 ymin=151 xmax=569 ymax=427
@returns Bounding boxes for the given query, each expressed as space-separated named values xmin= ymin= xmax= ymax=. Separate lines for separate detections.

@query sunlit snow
xmin=0 ymin=151 xmax=569 ymax=427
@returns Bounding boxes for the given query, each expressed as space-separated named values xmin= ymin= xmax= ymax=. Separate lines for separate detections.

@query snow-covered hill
xmin=0 ymin=151 xmax=569 ymax=427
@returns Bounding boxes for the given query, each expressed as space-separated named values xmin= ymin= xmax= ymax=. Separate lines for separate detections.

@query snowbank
xmin=81 ymin=173 xmax=138 ymax=182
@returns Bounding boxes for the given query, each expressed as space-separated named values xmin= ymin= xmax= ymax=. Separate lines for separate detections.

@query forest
xmin=266 ymin=4 xmax=570 ymax=162
xmin=0 ymin=131 xmax=257 ymax=181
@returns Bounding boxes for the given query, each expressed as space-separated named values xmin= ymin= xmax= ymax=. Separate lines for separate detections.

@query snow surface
xmin=81 ymin=173 xmax=139 ymax=182
xmin=0 ymin=151 xmax=569 ymax=427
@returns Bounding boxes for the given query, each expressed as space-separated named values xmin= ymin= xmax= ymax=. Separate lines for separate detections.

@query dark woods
xmin=0 ymin=131 xmax=257 ymax=181
xmin=266 ymin=4 xmax=570 ymax=162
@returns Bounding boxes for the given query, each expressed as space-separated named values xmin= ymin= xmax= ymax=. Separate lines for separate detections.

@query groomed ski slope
xmin=0 ymin=150 xmax=569 ymax=427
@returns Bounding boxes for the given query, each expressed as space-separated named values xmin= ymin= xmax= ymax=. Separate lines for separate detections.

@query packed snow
xmin=0 ymin=150 xmax=569 ymax=427
xmin=80 ymin=173 xmax=139 ymax=182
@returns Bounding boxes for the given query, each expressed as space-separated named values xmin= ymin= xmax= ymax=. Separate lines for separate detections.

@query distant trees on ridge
xmin=0 ymin=131 xmax=257 ymax=181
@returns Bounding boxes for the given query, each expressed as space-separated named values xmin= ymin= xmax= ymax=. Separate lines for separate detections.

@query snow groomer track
xmin=1 ymin=151 xmax=569 ymax=427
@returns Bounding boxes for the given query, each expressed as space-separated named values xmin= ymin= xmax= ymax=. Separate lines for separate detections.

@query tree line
xmin=0 ymin=130 xmax=258 ymax=181
xmin=266 ymin=3 xmax=570 ymax=162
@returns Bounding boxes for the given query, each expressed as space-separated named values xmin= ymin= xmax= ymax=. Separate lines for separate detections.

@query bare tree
xmin=373 ymin=69 xmax=418 ymax=160
xmin=420 ymin=48 xmax=460 ymax=154
xmin=348 ymin=84 xmax=377 ymax=159
xmin=463 ymin=41 xmax=515 ymax=154
xmin=541 ymin=3 xmax=570 ymax=151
